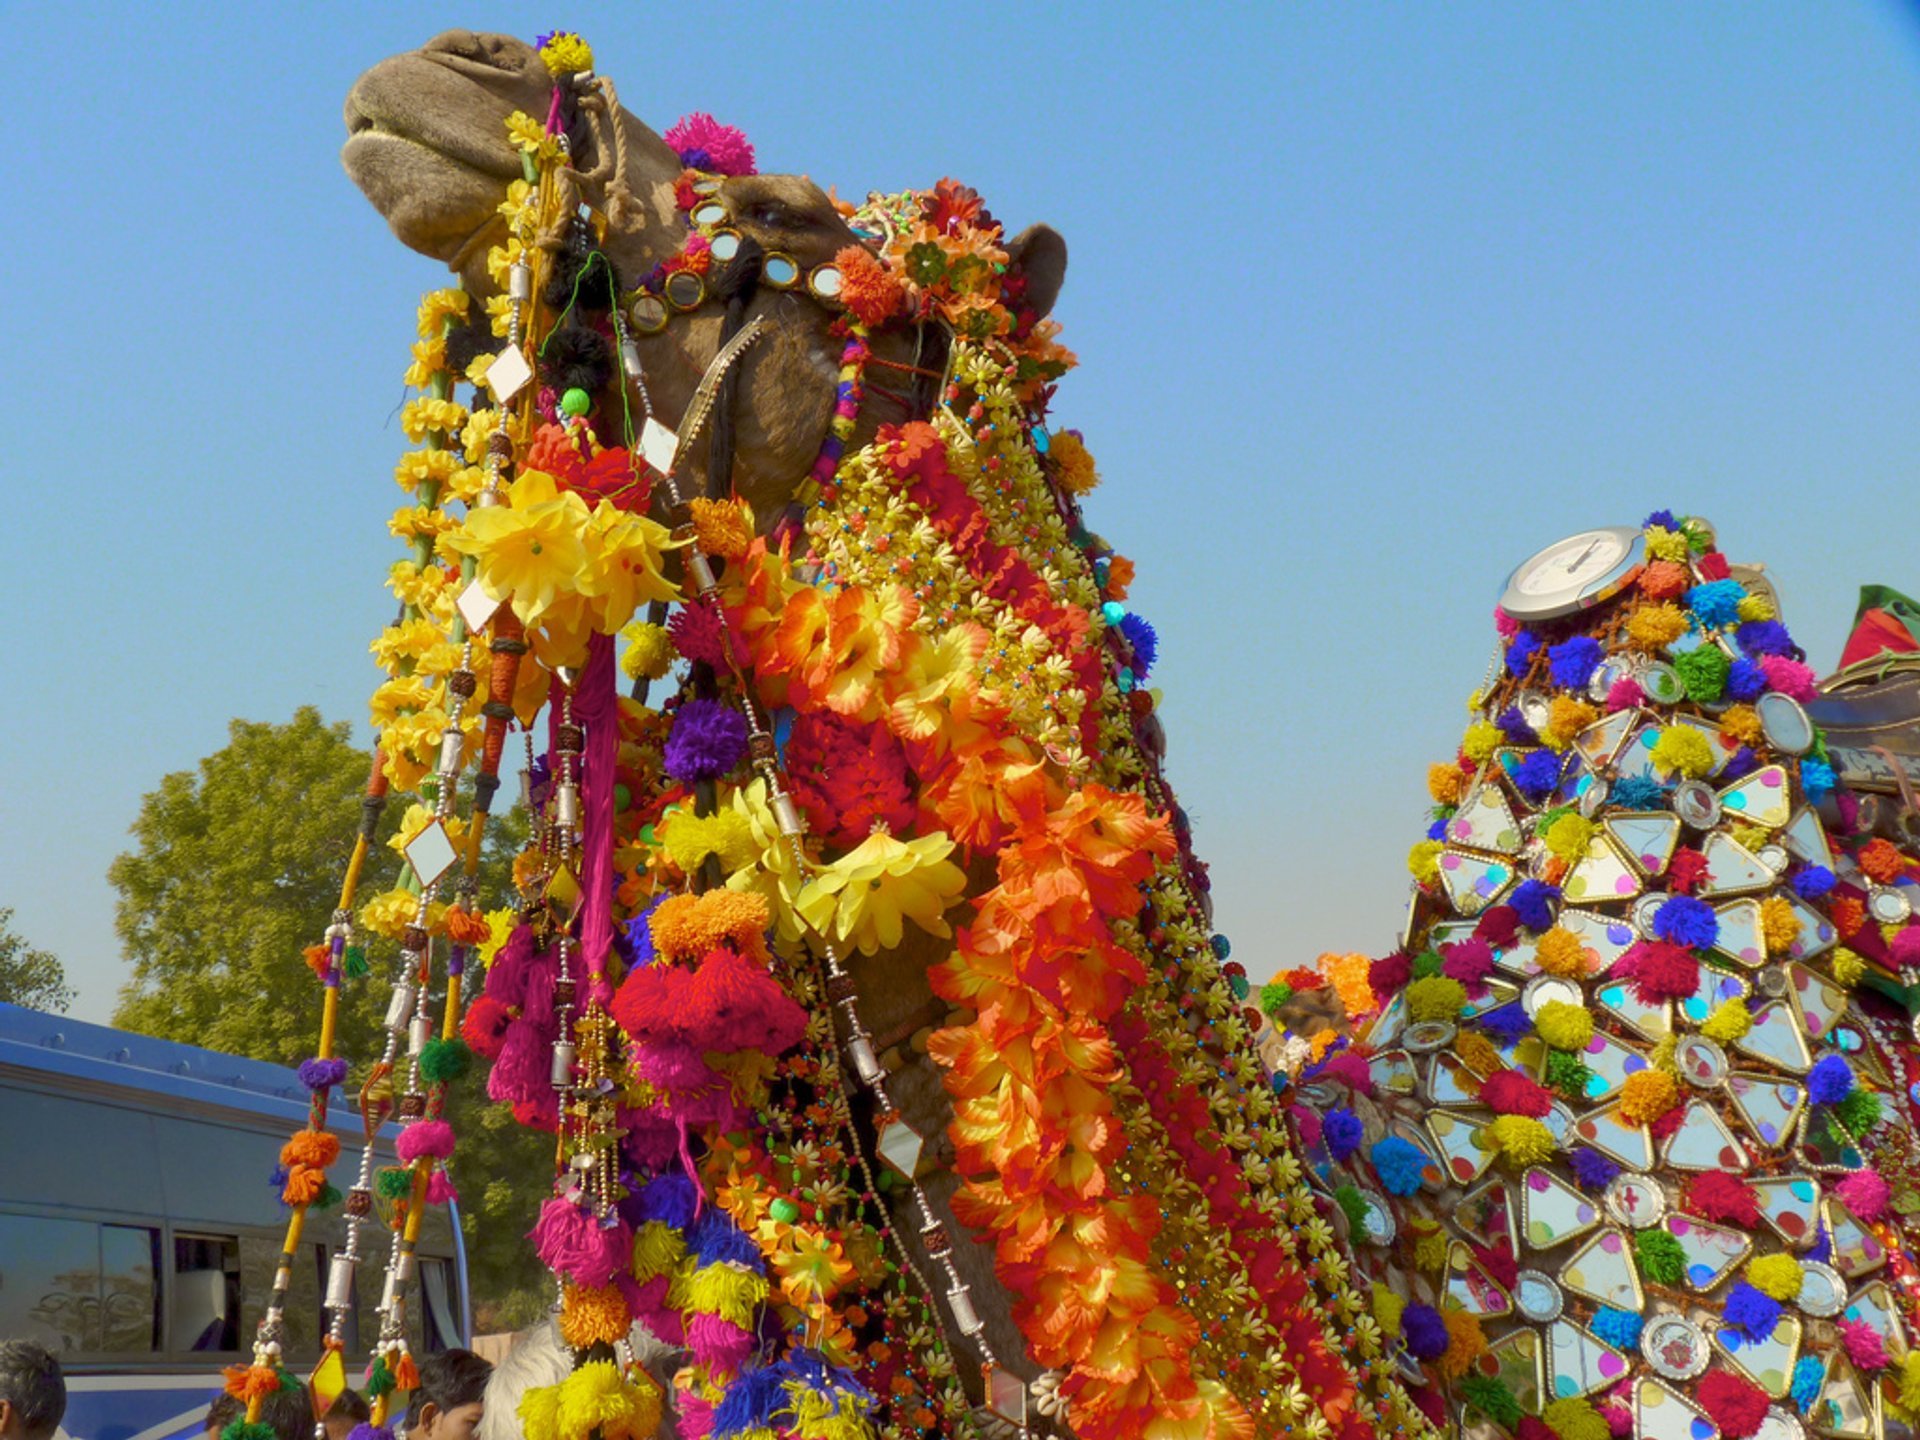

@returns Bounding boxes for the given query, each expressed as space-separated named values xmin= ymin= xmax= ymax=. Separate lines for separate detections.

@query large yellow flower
xmin=441 ymin=470 xmax=591 ymax=625
xmin=795 ymin=829 xmax=967 ymax=956
xmin=580 ymin=501 xmax=679 ymax=634
xmin=724 ymin=779 xmax=806 ymax=942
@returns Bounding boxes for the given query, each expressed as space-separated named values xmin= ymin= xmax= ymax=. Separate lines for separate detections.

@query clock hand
xmin=1564 ymin=539 xmax=1600 ymax=573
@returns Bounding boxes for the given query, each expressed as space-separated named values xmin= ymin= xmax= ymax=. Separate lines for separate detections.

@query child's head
xmin=323 ymin=1390 xmax=371 ymax=1440
xmin=404 ymin=1351 xmax=492 ymax=1440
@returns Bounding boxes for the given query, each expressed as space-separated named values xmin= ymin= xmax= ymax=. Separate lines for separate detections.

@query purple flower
xmin=1511 ymin=879 xmax=1560 ymax=932
xmin=1571 ymin=1146 xmax=1620 ymax=1191
xmin=298 ymin=1057 xmax=349 ymax=1092
xmin=1736 ymin=620 xmax=1794 ymax=657
xmin=1324 ymin=1108 xmax=1364 ymax=1162
xmin=663 ymin=698 xmax=748 ymax=783
xmin=1118 ymin=613 xmax=1159 ymax=678
xmin=1401 ymin=1302 xmax=1449 ymax=1359
xmin=1652 ymin=895 xmax=1718 ymax=950
xmin=1548 ymin=636 xmax=1604 ymax=691
xmin=1726 ymin=657 xmax=1768 ymax=702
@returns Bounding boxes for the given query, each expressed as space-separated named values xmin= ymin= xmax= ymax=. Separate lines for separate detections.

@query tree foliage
xmin=111 ymin=706 xmax=550 ymax=1324
xmin=0 ymin=908 xmax=75 ymax=1013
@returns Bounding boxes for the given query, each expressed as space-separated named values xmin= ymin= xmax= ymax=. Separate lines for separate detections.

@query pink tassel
xmin=675 ymin=1390 xmax=714 ymax=1440
xmin=1836 ymin=1168 xmax=1891 ymax=1221
xmin=489 ymin=1018 xmax=551 ymax=1104
xmin=396 ymin=1120 xmax=455 ymax=1162
xmin=425 ymin=1170 xmax=459 ymax=1206
xmin=483 ymin=925 xmax=538 ymax=1006
xmin=529 ymin=1197 xmax=632 ymax=1288
xmin=1318 ymin=1051 xmax=1375 ymax=1095
xmin=685 ymin=1312 xmax=754 ymax=1373
xmin=632 ymin=1275 xmax=683 ymax=1344
xmin=631 ymin=1041 xmax=717 ymax=1092
xmin=620 ymin=1114 xmax=682 ymax=1168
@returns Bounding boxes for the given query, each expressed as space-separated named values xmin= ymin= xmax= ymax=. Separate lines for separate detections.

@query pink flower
xmin=663 ymin=113 xmax=756 ymax=176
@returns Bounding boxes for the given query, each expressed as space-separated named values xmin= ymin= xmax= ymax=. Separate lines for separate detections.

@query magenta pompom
xmin=1835 ymin=1168 xmax=1890 ymax=1221
xmin=685 ymin=1311 xmax=756 ymax=1371
xmin=663 ymin=113 xmax=756 ymax=176
xmin=530 ymin=1197 xmax=632 ymax=1288
xmin=426 ymin=1170 xmax=459 ymax=1206
xmin=1441 ymin=937 xmax=1495 ymax=987
xmin=1759 ymin=654 xmax=1817 ymax=700
xmin=396 ymin=1119 xmax=455 ymax=1163
xmin=488 ymin=1018 xmax=553 ymax=1104
xmin=1606 ymin=676 xmax=1645 ymax=712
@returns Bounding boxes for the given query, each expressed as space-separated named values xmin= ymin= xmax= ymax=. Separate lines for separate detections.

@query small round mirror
xmin=1756 ymin=692 xmax=1814 ymax=755
xmin=1641 ymin=661 xmax=1684 ymax=706
xmin=1869 ymin=885 xmax=1913 ymax=925
xmin=762 ymin=253 xmax=800 ymax=288
xmin=809 ymin=264 xmax=844 ymax=299
xmin=691 ymin=177 xmax=723 ymax=196
xmin=628 ymin=294 xmax=669 ymax=334
xmin=691 ymin=201 xmax=728 ymax=228
xmin=1673 ymin=780 xmax=1720 ymax=830
xmin=708 ymin=230 xmax=743 ymax=262
xmin=1513 ymin=1271 xmax=1562 ymax=1324
xmin=664 ymin=271 xmax=706 ymax=310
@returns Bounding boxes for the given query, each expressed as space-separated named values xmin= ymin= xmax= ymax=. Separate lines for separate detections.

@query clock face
xmin=1500 ymin=526 xmax=1646 ymax=620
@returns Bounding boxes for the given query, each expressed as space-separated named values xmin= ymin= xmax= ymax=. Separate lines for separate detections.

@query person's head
xmin=205 ymin=1383 xmax=310 ymax=1440
xmin=323 ymin=1390 xmax=371 ymax=1440
xmin=0 ymin=1343 xmax=65 ymax=1440
xmin=204 ymin=1394 xmax=243 ymax=1440
xmin=405 ymin=1351 xmax=491 ymax=1440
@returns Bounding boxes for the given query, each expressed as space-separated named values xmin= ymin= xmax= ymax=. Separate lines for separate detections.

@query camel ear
xmin=1005 ymin=224 xmax=1067 ymax=318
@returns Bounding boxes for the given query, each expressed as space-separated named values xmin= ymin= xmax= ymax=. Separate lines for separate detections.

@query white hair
xmin=477 ymin=1318 xmax=679 ymax=1440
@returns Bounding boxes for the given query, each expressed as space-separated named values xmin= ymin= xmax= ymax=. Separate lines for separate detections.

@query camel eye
xmin=749 ymin=202 xmax=791 ymax=228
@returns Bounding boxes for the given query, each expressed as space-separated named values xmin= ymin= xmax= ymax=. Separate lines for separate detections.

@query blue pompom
xmin=1688 ymin=579 xmax=1747 ymax=628
xmin=636 ymin=1170 xmax=698 ymax=1228
xmin=1722 ymin=1280 xmax=1782 ymax=1341
xmin=1324 ymin=1108 xmax=1364 ymax=1162
xmin=1506 ymin=631 xmax=1542 ymax=677
xmin=1117 ymin=612 xmax=1159 ymax=678
xmin=1570 ymin=1146 xmax=1620 ymax=1191
xmin=1611 ymin=775 xmax=1667 ymax=810
xmin=1791 ymin=1355 xmax=1825 ymax=1414
xmin=1726 ymin=657 xmax=1768 ymax=702
xmin=1653 ymin=895 xmax=1718 ymax=949
xmin=1369 ymin=1136 xmax=1430 ymax=1197
xmin=1548 ymin=636 xmax=1604 ymax=691
xmin=1401 ymin=1302 xmax=1449 ymax=1359
xmin=687 ymin=1206 xmax=766 ymax=1273
xmin=1591 ymin=1306 xmax=1644 ymax=1350
xmin=1736 ymin=620 xmax=1794 ymax=657
xmin=1498 ymin=706 xmax=1539 ymax=745
xmin=1792 ymin=866 xmax=1835 ymax=900
xmin=1426 ymin=817 xmax=1449 ymax=842
xmin=1808 ymin=1054 xmax=1854 ymax=1105
xmin=1513 ymin=750 xmax=1562 ymax=802
xmin=1643 ymin=509 xmax=1679 ymax=530
xmin=1510 ymin=879 xmax=1561 ymax=933
xmin=1211 ymin=933 xmax=1231 ymax=960
xmin=1801 ymin=759 xmax=1836 ymax=802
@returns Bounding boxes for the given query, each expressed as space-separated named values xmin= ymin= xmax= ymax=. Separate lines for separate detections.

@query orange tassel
xmin=281 ymin=1129 xmax=342 ymax=1169
xmin=392 ymin=1352 xmax=420 ymax=1391
xmin=282 ymin=1165 xmax=327 ymax=1206
xmin=223 ymin=1364 xmax=280 ymax=1401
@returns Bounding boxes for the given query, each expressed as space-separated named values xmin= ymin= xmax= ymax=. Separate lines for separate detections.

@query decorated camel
xmin=215 ymin=28 xmax=1422 ymax=1440
xmin=1265 ymin=517 xmax=1920 ymax=1440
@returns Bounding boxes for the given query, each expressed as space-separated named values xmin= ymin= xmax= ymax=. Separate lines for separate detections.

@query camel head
xmin=342 ymin=31 xmax=1069 ymax=523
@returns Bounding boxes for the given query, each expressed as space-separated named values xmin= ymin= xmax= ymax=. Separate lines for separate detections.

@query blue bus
xmin=0 ymin=1004 xmax=468 ymax=1440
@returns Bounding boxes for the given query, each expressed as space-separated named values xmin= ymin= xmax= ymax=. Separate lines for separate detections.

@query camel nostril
xmin=422 ymin=28 xmax=521 ymax=73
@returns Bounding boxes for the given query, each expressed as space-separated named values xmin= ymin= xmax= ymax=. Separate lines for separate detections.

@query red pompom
xmin=1696 ymin=551 xmax=1732 ymax=581
xmin=1699 ymin=1370 xmax=1769 ymax=1440
xmin=461 ymin=994 xmax=515 ymax=1060
xmin=1685 ymin=1170 xmax=1762 ymax=1228
xmin=1617 ymin=940 xmax=1700 ymax=1003
xmin=1475 ymin=905 xmax=1521 ymax=950
xmin=1480 ymin=1069 xmax=1554 ymax=1118
xmin=1516 ymin=1418 xmax=1557 ymax=1440
xmin=1667 ymin=849 xmax=1711 ymax=895
xmin=1369 ymin=951 xmax=1412 ymax=997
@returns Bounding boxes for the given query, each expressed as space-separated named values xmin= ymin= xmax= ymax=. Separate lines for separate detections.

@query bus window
xmin=240 ymin=1236 xmax=322 ymax=1357
xmin=419 ymin=1258 xmax=457 ymax=1353
xmin=0 ymin=1214 xmax=160 ymax=1354
xmin=172 ymin=1233 xmax=241 ymax=1352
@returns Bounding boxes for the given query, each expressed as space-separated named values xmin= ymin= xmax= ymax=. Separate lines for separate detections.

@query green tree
xmin=111 ymin=707 xmax=550 ymax=1327
xmin=0 ymin=908 xmax=73 ymax=1013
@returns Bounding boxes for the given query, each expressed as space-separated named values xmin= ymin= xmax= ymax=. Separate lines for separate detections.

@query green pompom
xmin=1411 ymin=950 xmax=1445 ymax=980
xmin=375 ymin=1167 xmax=414 ymax=1200
xmin=1674 ymin=646 xmax=1730 ymax=703
xmin=1333 ymin=1184 xmax=1369 ymax=1237
xmin=312 ymin=1183 xmax=343 ymax=1211
xmin=222 ymin=1423 xmax=278 ymax=1440
xmin=1460 ymin=1374 xmax=1521 ymax=1428
xmin=1258 ymin=982 xmax=1293 ymax=1018
xmin=1635 ymin=1227 xmax=1687 ymax=1286
xmin=343 ymin=945 xmax=369 ymax=979
xmin=366 ymin=1355 xmax=396 ymax=1399
xmin=1544 ymin=1049 xmax=1596 ymax=1100
xmin=560 ymin=387 xmax=592 ymax=416
xmin=418 ymin=1036 xmax=473 ymax=1084
xmin=1836 ymin=1088 xmax=1882 ymax=1136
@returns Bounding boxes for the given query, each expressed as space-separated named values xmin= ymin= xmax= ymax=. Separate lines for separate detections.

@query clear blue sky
xmin=5 ymin=3 xmax=1919 ymax=1023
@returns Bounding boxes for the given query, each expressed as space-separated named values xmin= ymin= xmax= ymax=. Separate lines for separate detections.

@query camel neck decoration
xmin=224 ymin=26 xmax=1448 ymax=1440
xmin=1277 ymin=511 xmax=1920 ymax=1440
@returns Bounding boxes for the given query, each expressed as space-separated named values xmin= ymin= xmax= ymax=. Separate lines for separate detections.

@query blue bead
xmin=1102 ymin=601 xmax=1126 ymax=625
xmin=1117 ymin=668 xmax=1134 ymax=693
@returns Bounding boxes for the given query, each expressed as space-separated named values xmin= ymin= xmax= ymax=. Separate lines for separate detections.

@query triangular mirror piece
xmin=1445 ymin=1242 xmax=1512 ymax=1316
xmin=1661 ymin=1100 xmax=1750 ymax=1171
xmin=1563 ymin=908 xmax=1641 ymax=977
xmin=1678 ymin=968 xmax=1750 ymax=1028
xmin=1713 ymin=1314 xmax=1801 ymax=1397
xmin=1457 ymin=1177 xmax=1519 ymax=1254
xmin=1781 ymin=808 xmax=1834 ymax=870
xmin=1565 ymin=832 xmax=1644 ymax=905
xmin=1635 ymin=1378 xmax=1717 ymax=1440
xmin=1788 ymin=966 xmax=1850 ymax=1046
xmin=1556 ymin=1031 xmax=1648 ymax=1104
xmin=1521 ymin=1166 xmax=1602 ymax=1249
xmin=1426 ymin=1110 xmax=1492 ymax=1186
xmin=1573 ymin=1104 xmax=1655 ymax=1170
xmin=1813 ymin=1358 xmax=1877 ymax=1439
xmin=1699 ymin=833 xmax=1777 ymax=898
xmin=1841 ymin=1281 xmax=1905 ymax=1350
xmin=1781 ymin=897 xmax=1838 ymax=963
xmin=1726 ymin=1072 xmax=1804 ymax=1151
xmin=1438 ymin=848 xmax=1518 ymax=917
xmin=1369 ymin=991 xmax=1408 ymax=1050
xmin=1713 ymin=899 xmax=1768 ymax=968
xmin=1717 ymin=765 xmax=1793 ymax=829
xmin=1548 ymin=1320 xmax=1630 ymax=1398
xmin=1426 ymin=1052 xmax=1481 ymax=1107
xmin=1614 ymin=725 xmax=1666 ymax=784
xmin=1663 ymin=1213 xmax=1752 ymax=1291
xmin=1370 ymin=1048 xmax=1420 ymax=1098
xmin=1560 ymin=1226 xmax=1645 ymax=1310
xmin=1608 ymin=812 xmax=1683 ymax=878
xmin=1576 ymin=709 xmax=1639 ymax=769
xmin=1749 ymin=1174 xmax=1821 ymax=1247
xmin=1824 ymin=1201 xmax=1887 ymax=1280
xmin=1733 ymin=1001 xmax=1812 ymax=1074
xmin=1597 ymin=979 xmax=1672 ymax=1042
xmin=1462 ymin=978 xmax=1523 ymax=1021
xmin=1447 ymin=783 xmax=1524 ymax=854
xmin=1482 ymin=1329 xmax=1544 ymax=1419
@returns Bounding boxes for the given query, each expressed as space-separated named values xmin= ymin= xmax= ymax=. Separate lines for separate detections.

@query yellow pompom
xmin=620 ymin=621 xmax=675 ymax=681
xmin=1542 ymin=696 xmax=1598 ymax=750
xmin=1627 ymin=603 xmax=1690 ymax=650
xmin=1485 ymin=1115 xmax=1556 ymax=1167
xmin=1462 ymin=721 xmax=1502 ymax=764
xmin=1747 ymin=1253 xmax=1804 ymax=1301
xmin=1372 ymin=1284 xmax=1404 ymax=1338
xmin=1720 ymin=704 xmax=1763 ymax=746
xmin=554 ymin=1360 xmax=661 ymax=1440
xmin=1536 ymin=999 xmax=1594 ymax=1052
xmin=1534 ymin=927 xmax=1591 ymax=979
xmin=1737 ymin=593 xmax=1776 ymax=623
xmin=631 ymin=1220 xmax=685 ymax=1281
xmin=1699 ymin=997 xmax=1752 ymax=1043
xmin=1406 ymin=976 xmax=1467 ymax=1022
xmin=520 ymin=1384 xmax=562 ymax=1440
xmin=1543 ymin=1396 xmax=1611 ymax=1440
xmin=1650 ymin=725 xmax=1715 ymax=780
xmin=539 ymin=31 xmax=595 ymax=76
xmin=1412 ymin=1223 xmax=1450 ymax=1272
xmin=1437 ymin=1309 xmax=1488 ymax=1381
xmin=1832 ymin=947 xmax=1866 ymax=987
xmin=1454 ymin=1030 xmax=1503 ymax=1076
xmin=1644 ymin=526 xmax=1689 ymax=563
xmin=1409 ymin=839 xmax=1443 ymax=886
xmin=1898 ymin=1353 xmax=1920 ymax=1413
xmin=1761 ymin=896 xmax=1802 ymax=954
xmin=1618 ymin=1069 xmax=1682 ymax=1126
xmin=1543 ymin=813 xmax=1598 ymax=864
xmin=1048 ymin=429 xmax=1100 ymax=495
xmin=661 ymin=810 xmax=757 ymax=875
xmin=1429 ymin=763 xmax=1468 ymax=807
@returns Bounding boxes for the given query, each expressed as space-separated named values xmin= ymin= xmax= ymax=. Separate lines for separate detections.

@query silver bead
xmin=408 ymin=1015 xmax=432 ymax=1056
xmin=555 ymin=783 xmax=580 ymax=828
xmin=394 ymin=1252 xmax=416 ymax=1284
xmin=847 ymin=1033 xmax=884 ymax=1086
xmin=379 ymin=1270 xmax=400 ymax=1310
xmin=771 ymin=793 xmax=806 ymax=838
xmin=509 ymin=262 xmax=533 ymax=302
xmin=437 ymin=729 xmax=465 ymax=777
xmin=385 ymin=985 xmax=417 ymax=1030
xmin=550 ymin=1041 xmax=577 ymax=1088
xmin=686 ymin=551 xmax=717 ymax=594
xmin=947 ymin=1285 xmax=984 ymax=1336
xmin=619 ymin=338 xmax=642 ymax=379
xmin=325 ymin=1254 xmax=354 ymax=1309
